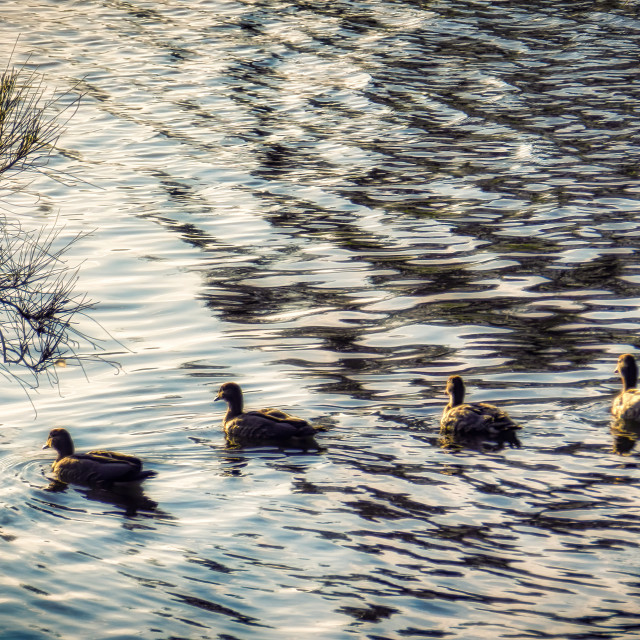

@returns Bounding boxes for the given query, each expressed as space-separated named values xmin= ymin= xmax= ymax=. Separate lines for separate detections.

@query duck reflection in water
xmin=44 ymin=478 xmax=166 ymax=519
xmin=215 ymin=381 xmax=324 ymax=449
xmin=610 ymin=419 xmax=640 ymax=455
xmin=440 ymin=375 xmax=521 ymax=451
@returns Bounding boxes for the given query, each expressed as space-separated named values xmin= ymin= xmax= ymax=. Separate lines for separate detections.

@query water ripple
xmin=0 ymin=0 xmax=639 ymax=637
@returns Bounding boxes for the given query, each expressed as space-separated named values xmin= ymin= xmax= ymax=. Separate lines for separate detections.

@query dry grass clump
xmin=0 ymin=62 xmax=80 ymax=182
xmin=0 ymin=59 xmax=107 ymax=391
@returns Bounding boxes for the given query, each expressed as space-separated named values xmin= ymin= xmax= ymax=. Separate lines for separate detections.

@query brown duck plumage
xmin=215 ymin=382 xmax=320 ymax=445
xmin=612 ymin=354 xmax=640 ymax=422
xmin=43 ymin=428 xmax=157 ymax=486
xmin=440 ymin=375 xmax=521 ymax=448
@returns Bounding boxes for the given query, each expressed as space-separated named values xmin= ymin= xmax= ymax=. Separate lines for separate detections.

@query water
xmin=0 ymin=0 xmax=640 ymax=637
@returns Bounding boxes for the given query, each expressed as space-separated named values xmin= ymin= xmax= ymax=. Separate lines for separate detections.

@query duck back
xmin=441 ymin=402 xmax=521 ymax=448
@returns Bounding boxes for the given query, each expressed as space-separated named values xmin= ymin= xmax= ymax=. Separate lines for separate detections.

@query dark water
xmin=1 ymin=0 xmax=640 ymax=638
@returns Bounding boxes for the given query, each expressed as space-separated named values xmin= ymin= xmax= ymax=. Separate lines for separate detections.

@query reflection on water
xmin=44 ymin=479 xmax=169 ymax=519
xmin=0 ymin=0 xmax=639 ymax=638
xmin=611 ymin=418 xmax=640 ymax=455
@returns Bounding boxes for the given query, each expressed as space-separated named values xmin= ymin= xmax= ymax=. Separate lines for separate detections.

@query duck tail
xmin=136 ymin=469 xmax=158 ymax=481
xmin=499 ymin=428 xmax=521 ymax=448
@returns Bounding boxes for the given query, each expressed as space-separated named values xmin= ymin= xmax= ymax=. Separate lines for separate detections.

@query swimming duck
xmin=43 ymin=428 xmax=157 ymax=486
xmin=215 ymin=381 xmax=320 ymax=445
xmin=612 ymin=353 xmax=640 ymax=422
xmin=440 ymin=375 xmax=521 ymax=448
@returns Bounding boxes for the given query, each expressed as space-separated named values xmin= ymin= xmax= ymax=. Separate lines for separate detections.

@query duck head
xmin=616 ymin=354 xmax=638 ymax=391
xmin=43 ymin=428 xmax=75 ymax=458
xmin=215 ymin=382 xmax=244 ymax=415
xmin=446 ymin=375 xmax=466 ymax=407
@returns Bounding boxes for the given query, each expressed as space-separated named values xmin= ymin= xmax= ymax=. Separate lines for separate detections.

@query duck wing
xmin=54 ymin=451 xmax=156 ymax=485
xmin=86 ymin=450 xmax=144 ymax=466
xmin=258 ymin=407 xmax=312 ymax=427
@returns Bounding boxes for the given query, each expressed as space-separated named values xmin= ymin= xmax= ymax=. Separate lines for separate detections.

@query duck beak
xmin=42 ymin=439 xmax=51 ymax=449
xmin=214 ymin=391 xmax=222 ymax=402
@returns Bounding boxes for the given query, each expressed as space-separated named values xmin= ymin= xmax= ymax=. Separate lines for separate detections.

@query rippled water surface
xmin=1 ymin=0 xmax=640 ymax=638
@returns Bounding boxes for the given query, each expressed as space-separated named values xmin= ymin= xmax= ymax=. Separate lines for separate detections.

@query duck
xmin=612 ymin=353 xmax=640 ymax=422
xmin=43 ymin=428 xmax=157 ymax=486
xmin=215 ymin=381 xmax=321 ymax=445
xmin=440 ymin=375 xmax=521 ymax=448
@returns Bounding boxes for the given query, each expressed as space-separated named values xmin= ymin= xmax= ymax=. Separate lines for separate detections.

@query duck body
xmin=440 ymin=375 xmax=521 ymax=448
xmin=215 ymin=382 xmax=320 ymax=445
xmin=43 ymin=428 xmax=156 ymax=487
xmin=612 ymin=354 xmax=640 ymax=422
